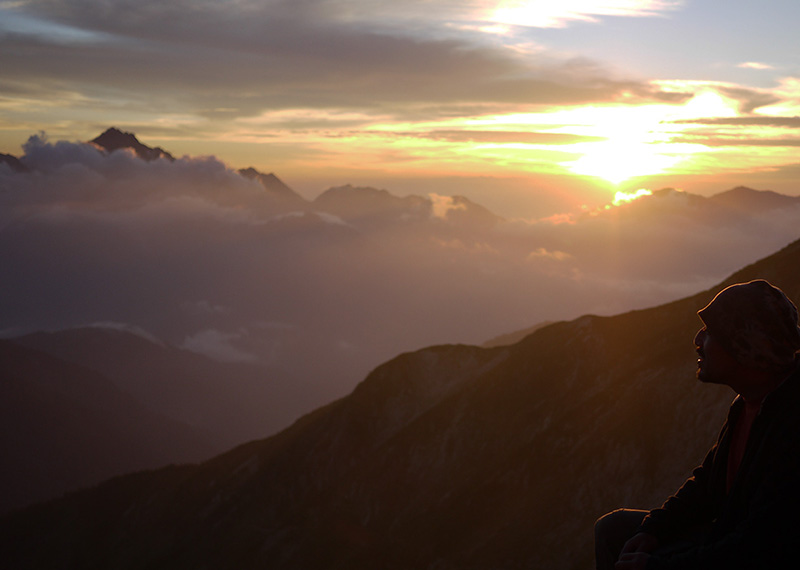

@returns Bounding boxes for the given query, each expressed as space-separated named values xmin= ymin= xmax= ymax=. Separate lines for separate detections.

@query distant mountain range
xmin=1 ymin=325 xmax=317 ymax=514
xmin=2 ymin=127 xmax=800 ymax=538
xmin=0 ymin=338 xmax=213 ymax=514
xmin=3 ymin=232 xmax=799 ymax=569
xmin=12 ymin=327 xmax=307 ymax=448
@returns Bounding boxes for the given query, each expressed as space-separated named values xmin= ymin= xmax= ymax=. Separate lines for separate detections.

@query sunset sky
xmin=2 ymin=0 xmax=800 ymax=217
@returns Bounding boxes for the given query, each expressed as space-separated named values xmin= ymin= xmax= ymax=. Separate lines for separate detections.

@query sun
xmin=569 ymin=138 xmax=680 ymax=184
xmin=551 ymin=103 xmax=684 ymax=184
xmin=557 ymin=89 xmax=744 ymax=185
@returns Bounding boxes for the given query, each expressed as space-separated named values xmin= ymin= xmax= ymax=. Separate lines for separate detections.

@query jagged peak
xmin=0 ymin=152 xmax=28 ymax=173
xmin=238 ymin=167 xmax=307 ymax=205
xmin=239 ymin=166 xmax=280 ymax=180
xmin=90 ymin=127 xmax=175 ymax=162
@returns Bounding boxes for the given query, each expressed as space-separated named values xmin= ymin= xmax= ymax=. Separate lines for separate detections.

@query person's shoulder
xmin=766 ymin=365 xmax=800 ymax=408
xmin=766 ymin=374 xmax=800 ymax=434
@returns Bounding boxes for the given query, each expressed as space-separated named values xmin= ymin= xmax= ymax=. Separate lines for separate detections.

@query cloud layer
xmin=3 ymin=134 xmax=800 ymax=407
xmin=3 ymin=0 xmax=800 ymax=202
xmin=0 ymin=0 xmax=688 ymax=141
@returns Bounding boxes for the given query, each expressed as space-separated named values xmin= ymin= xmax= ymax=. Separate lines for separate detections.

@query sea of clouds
xmin=3 ymin=134 xmax=800 ymax=410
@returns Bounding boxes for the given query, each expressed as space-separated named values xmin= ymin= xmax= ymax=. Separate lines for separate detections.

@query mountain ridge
xmin=707 ymin=184 xmax=800 ymax=211
xmin=6 ymin=128 xmax=796 ymax=220
xmin=4 ymin=237 xmax=800 ymax=569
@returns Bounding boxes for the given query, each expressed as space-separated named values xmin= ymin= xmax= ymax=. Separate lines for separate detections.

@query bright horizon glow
xmin=245 ymin=86 xmax=749 ymax=187
xmin=2 ymin=0 xmax=800 ymax=216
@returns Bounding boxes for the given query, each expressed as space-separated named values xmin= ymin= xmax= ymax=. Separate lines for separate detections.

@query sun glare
xmin=560 ymin=104 xmax=679 ymax=184
xmin=199 ymin=83 xmax=766 ymax=187
xmin=569 ymin=140 xmax=678 ymax=184
xmin=613 ymin=188 xmax=652 ymax=205
xmin=551 ymin=88 xmax=742 ymax=184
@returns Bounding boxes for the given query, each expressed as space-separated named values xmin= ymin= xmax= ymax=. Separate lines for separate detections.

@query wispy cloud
xmin=1 ymin=0 xmax=799 ymax=198
xmin=182 ymin=328 xmax=259 ymax=363
xmin=405 ymin=130 xmax=605 ymax=144
xmin=0 ymin=0 xmax=675 ymax=129
xmin=674 ymin=116 xmax=800 ymax=128
xmin=738 ymin=61 xmax=775 ymax=70
xmin=489 ymin=0 xmax=684 ymax=29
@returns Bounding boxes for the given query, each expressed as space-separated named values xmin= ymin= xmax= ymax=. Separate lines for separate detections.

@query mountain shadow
xmin=0 ymin=152 xmax=28 ymax=172
xmin=3 ymin=238 xmax=800 ymax=569
xmin=0 ymin=340 xmax=214 ymax=515
xmin=3 ymin=326 xmax=316 ymax=513
xmin=13 ymin=327 xmax=306 ymax=450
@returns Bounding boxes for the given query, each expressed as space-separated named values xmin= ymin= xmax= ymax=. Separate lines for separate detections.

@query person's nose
xmin=693 ymin=327 xmax=705 ymax=348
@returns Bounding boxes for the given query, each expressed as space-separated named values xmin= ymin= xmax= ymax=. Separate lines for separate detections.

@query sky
xmin=2 ymin=0 xmax=800 ymax=217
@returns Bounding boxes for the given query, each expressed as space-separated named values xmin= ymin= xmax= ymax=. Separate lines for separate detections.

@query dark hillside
xmin=14 ymin=327 xmax=303 ymax=449
xmin=3 ymin=238 xmax=800 ymax=569
xmin=0 ymin=341 xmax=213 ymax=514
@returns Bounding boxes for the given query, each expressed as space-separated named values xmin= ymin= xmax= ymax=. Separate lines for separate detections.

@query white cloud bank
xmin=3 ymin=133 xmax=800 ymax=400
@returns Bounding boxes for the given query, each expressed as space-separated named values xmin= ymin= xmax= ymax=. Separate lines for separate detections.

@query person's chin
xmin=696 ymin=366 xmax=712 ymax=383
xmin=697 ymin=370 xmax=722 ymax=384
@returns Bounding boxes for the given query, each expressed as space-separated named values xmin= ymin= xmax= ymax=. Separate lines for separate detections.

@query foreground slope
xmin=2 ymin=238 xmax=800 ymax=569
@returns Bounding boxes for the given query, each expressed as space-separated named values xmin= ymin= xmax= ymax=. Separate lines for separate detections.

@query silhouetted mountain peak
xmin=313 ymin=185 xmax=502 ymax=230
xmin=438 ymin=194 xmax=503 ymax=228
xmin=238 ymin=167 xmax=307 ymax=208
xmin=0 ymin=152 xmax=28 ymax=173
xmin=314 ymin=184 xmax=432 ymax=222
xmin=650 ymin=187 xmax=681 ymax=198
xmin=90 ymin=127 xmax=175 ymax=162
xmin=315 ymin=184 xmax=396 ymax=206
xmin=720 ymin=185 xmax=757 ymax=195
xmin=709 ymin=185 xmax=800 ymax=211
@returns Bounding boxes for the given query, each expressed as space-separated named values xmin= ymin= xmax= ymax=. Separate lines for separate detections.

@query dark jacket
xmin=641 ymin=364 xmax=800 ymax=569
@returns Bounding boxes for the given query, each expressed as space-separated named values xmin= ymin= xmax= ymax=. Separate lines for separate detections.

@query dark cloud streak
xmin=2 ymin=0 xmax=679 ymax=122
xmin=671 ymin=136 xmax=800 ymax=147
xmin=674 ymin=116 xmax=800 ymax=128
xmin=403 ymin=130 xmax=606 ymax=144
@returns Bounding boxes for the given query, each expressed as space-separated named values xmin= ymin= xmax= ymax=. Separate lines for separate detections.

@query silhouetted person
xmin=595 ymin=279 xmax=800 ymax=570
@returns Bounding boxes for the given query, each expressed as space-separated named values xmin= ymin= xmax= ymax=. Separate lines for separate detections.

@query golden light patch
xmin=569 ymin=140 xmax=679 ymax=184
xmin=613 ymin=188 xmax=652 ymax=205
xmin=528 ymin=247 xmax=572 ymax=261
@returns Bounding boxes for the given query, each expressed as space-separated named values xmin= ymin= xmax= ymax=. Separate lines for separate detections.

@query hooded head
xmin=698 ymin=279 xmax=800 ymax=373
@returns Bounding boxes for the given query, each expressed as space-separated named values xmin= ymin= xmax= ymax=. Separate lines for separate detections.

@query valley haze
xmin=3 ymin=128 xmax=800 ymax=433
xmin=4 ymin=1 xmax=800 ymax=566
xmin=3 ymin=232 xmax=800 ymax=569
